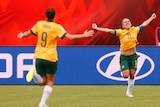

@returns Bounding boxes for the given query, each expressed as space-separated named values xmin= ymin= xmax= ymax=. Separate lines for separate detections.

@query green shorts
xmin=120 ymin=53 xmax=138 ymax=71
xmin=35 ymin=58 xmax=58 ymax=76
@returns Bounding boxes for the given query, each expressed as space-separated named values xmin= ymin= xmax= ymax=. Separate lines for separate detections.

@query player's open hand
xmin=83 ymin=30 xmax=95 ymax=37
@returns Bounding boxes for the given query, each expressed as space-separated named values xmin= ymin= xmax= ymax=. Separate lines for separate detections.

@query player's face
xmin=122 ymin=18 xmax=132 ymax=29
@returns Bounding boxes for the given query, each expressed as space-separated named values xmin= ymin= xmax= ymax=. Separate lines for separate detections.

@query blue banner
xmin=0 ymin=46 xmax=160 ymax=85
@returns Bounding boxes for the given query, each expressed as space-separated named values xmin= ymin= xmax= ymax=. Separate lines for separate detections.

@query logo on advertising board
xmin=96 ymin=51 xmax=155 ymax=81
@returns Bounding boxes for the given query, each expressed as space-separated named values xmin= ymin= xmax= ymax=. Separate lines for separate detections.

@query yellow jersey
xmin=115 ymin=26 xmax=140 ymax=51
xmin=31 ymin=20 xmax=67 ymax=62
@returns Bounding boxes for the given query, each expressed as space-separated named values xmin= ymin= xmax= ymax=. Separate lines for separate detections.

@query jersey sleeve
xmin=114 ymin=29 xmax=121 ymax=36
xmin=56 ymin=24 xmax=67 ymax=39
xmin=139 ymin=25 xmax=144 ymax=31
xmin=30 ymin=22 xmax=39 ymax=36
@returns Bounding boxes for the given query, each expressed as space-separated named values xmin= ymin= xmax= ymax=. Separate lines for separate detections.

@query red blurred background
xmin=0 ymin=0 xmax=159 ymax=46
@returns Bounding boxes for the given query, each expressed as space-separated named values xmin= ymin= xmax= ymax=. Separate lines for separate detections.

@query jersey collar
xmin=46 ymin=19 xmax=54 ymax=22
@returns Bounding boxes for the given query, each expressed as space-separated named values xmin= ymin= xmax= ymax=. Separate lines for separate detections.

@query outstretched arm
xmin=92 ymin=23 xmax=115 ymax=34
xmin=65 ymin=30 xmax=95 ymax=40
xmin=141 ymin=13 xmax=156 ymax=27
xmin=17 ymin=30 xmax=32 ymax=39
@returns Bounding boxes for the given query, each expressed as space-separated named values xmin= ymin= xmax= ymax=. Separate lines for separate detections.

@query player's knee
xmin=121 ymin=72 xmax=129 ymax=78
xmin=130 ymin=75 xmax=135 ymax=79
xmin=123 ymin=75 xmax=129 ymax=79
xmin=121 ymin=70 xmax=130 ymax=79
xmin=39 ymin=81 xmax=47 ymax=86
xmin=39 ymin=78 xmax=47 ymax=86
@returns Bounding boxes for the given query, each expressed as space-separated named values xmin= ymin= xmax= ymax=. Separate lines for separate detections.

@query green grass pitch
xmin=0 ymin=85 xmax=160 ymax=107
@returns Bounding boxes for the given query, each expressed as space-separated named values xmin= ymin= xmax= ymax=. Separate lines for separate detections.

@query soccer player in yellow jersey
xmin=92 ymin=13 xmax=156 ymax=97
xmin=17 ymin=8 xmax=94 ymax=107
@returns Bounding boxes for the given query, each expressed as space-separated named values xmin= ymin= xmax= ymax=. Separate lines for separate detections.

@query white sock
xmin=40 ymin=85 xmax=53 ymax=105
xmin=126 ymin=79 xmax=135 ymax=94
xmin=33 ymin=71 xmax=43 ymax=84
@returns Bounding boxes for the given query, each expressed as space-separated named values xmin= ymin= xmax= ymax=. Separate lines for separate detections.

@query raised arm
xmin=17 ymin=30 xmax=32 ymax=39
xmin=65 ymin=30 xmax=95 ymax=40
xmin=141 ymin=13 xmax=156 ymax=27
xmin=92 ymin=23 xmax=115 ymax=34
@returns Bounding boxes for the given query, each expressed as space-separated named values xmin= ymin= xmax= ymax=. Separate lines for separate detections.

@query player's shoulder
xmin=116 ymin=28 xmax=123 ymax=32
xmin=131 ymin=26 xmax=139 ymax=29
xmin=35 ymin=20 xmax=45 ymax=25
xmin=131 ymin=26 xmax=140 ymax=30
xmin=54 ymin=23 xmax=64 ymax=29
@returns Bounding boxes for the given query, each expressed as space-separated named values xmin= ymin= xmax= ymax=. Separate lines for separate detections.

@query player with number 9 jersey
xmin=31 ymin=20 xmax=67 ymax=62
xmin=17 ymin=8 xmax=94 ymax=107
